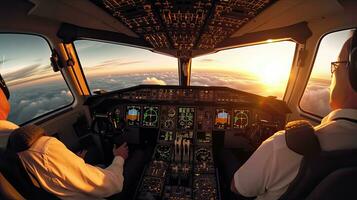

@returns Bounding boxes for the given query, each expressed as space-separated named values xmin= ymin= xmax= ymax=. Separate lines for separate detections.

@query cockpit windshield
xmin=75 ymin=40 xmax=296 ymax=99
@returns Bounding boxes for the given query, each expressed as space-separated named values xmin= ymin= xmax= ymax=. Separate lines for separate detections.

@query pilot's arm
xmin=40 ymin=137 xmax=125 ymax=198
xmin=231 ymin=131 xmax=302 ymax=198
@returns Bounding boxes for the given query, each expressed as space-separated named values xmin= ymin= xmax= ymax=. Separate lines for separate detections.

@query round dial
xmin=164 ymin=119 xmax=174 ymax=129
xmin=143 ymin=106 xmax=159 ymax=127
xmin=155 ymin=145 xmax=171 ymax=161
xmin=234 ymin=110 xmax=249 ymax=129
xmin=195 ymin=148 xmax=211 ymax=162
xmin=168 ymin=108 xmax=176 ymax=117
xmin=157 ymin=145 xmax=170 ymax=155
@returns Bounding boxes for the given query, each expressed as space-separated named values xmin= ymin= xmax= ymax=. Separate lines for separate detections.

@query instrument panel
xmin=109 ymin=105 xmax=275 ymax=132
xmin=87 ymin=85 xmax=291 ymax=200
xmin=90 ymin=85 xmax=290 ymax=142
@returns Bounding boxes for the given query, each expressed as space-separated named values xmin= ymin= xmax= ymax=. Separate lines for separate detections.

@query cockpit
xmin=1 ymin=0 xmax=357 ymax=199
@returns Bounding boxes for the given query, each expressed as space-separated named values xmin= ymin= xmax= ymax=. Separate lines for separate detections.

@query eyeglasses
xmin=331 ymin=61 xmax=349 ymax=75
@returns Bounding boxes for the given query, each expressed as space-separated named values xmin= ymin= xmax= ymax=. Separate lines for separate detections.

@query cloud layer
xmin=7 ymin=71 xmax=332 ymax=124
xmin=300 ymin=79 xmax=331 ymax=117
xmin=142 ymin=77 xmax=167 ymax=85
xmin=8 ymin=82 xmax=73 ymax=124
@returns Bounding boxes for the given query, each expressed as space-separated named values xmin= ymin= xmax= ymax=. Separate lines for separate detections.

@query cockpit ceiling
xmin=90 ymin=0 xmax=276 ymax=54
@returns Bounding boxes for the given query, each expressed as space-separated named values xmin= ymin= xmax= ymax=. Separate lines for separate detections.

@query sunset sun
xmin=258 ymin=65 xmax=290 ymax=90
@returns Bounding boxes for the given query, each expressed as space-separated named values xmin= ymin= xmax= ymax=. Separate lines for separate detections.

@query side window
xmin=0 ymin=34 xmax=74 ymax=125
xmin=300 ymin=29 xmax=354 ymax=117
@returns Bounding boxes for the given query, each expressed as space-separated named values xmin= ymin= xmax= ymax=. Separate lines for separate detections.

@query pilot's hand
xmin=113 ymin=142 xmax=129 ymax=160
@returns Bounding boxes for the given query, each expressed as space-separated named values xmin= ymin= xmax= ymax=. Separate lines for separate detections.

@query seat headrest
xmin=285 ymin=120 xmax=321 ymax=156
xmin=6 ymin=125 xmax=45 ymax=153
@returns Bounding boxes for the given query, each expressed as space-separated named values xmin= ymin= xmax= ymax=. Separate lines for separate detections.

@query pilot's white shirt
xmin=18 ymin=136 xmax=125 ymax=200
xmin=0 ymin=120 xmax=19 ymax=148
xmin=234 ymin=108 xmax=357 ymax=200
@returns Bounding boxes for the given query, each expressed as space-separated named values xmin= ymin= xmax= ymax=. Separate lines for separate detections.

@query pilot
xmin=0 ymin=74 xmax=129 ymax=199
xmin=231 ymin=31 xmax=357 ymax=199
xmin=0 ymin=74 xmax=18 ymax=138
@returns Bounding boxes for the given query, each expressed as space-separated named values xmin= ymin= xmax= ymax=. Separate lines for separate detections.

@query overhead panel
xmin=90 ymin=0 xmax=275 ymax=57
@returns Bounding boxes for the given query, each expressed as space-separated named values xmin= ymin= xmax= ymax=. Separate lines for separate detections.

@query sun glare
xmin=192 ymin=41 xmax=296 ymax=98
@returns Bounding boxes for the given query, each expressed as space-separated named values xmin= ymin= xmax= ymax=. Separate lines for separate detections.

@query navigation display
xmin=143 ymin=106 xmax=159 ymax=127
xmin=177 ymin=107 xmax=195 ymax=129
xmin=214 ymin=109 xmax=230 ymax=129
xmin=233 ymin=110 xmax=249 ymax=129
xmin=126 ymin=105 xmax=141 ymax=126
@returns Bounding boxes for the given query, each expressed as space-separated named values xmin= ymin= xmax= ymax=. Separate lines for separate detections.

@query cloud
xmin=87 ymin=59 xmax=143 ymax=70
xmin=191 ymin=71 xmax=284 ymax=97
xmin=4 ymin=63 xmax=42 ymax=81
xmin=8 ymin=69 xmax=312 ymax=125
xmin=300 ymin=81 xmax=331 ymax=117
xmin=8 ymin=84 xmax=73 ymax=124
xmin=142 ymin=77 xmax=167 ymax=85
xmin=74 ymin=41 xmax=107 ymax=51
xmin=3 ymin=63 xmax=58 ymax=86
xmin=0 ymin=57 xmax=12 ymax=65
xmin=199 ymin=58 xmax=215 ymax=62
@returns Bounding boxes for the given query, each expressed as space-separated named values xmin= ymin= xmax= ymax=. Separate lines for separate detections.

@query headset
xmin=349 ymin=29 xmax=357 ymax=92
xmin=0 ymin=74 xmax=10 ymax=99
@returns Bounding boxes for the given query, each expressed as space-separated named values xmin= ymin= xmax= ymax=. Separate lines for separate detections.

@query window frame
xmin=298 ymin=27 xmax=356 ymax=119
xmin=0 ymin=32 xmax=76 ymax=126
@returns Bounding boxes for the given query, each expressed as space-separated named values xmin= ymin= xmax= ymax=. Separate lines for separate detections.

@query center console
xmin=135 ymin=108 xmax=219 ymax=200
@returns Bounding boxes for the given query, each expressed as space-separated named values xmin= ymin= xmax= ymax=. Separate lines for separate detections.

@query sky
xmin=0 ymin=34 xmax=58 ymax=87
xmin=311 ymin=29 xmax=353 ymax=79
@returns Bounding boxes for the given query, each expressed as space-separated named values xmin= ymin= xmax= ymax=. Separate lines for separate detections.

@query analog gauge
xmin=155 ymin=145 xmax=171 ymax=162
xmin=157 ymin=145 xmax=170 ymax=155
xmin=143 ymin=106 xmax=159 ymax=127
xmin=195 ymin=148 xmax=212 ymax=162
xmin=168 ymin=108 xmax=176 ymax=117
xmin=164 ymin=119 xmax=174 ymax=129
xmin=233 ymin=110 xmax=249 ymax=129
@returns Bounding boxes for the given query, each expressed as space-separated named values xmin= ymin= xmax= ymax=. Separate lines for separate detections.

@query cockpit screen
xmin=233 ymin=110 xmax=249 ymax=129
xmin=142 ymin=106 xmax=159 ymax=127
xmin=126 ymin=105 xmax=141 ymax=126
xmin=214 ymin=109 xmax=230 ymax=129
xmin=177 ymin=107 xmax=195 ymax=130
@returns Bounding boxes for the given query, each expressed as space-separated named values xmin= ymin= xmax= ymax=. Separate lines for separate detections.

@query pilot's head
xmin=0 ymin=74 xmax=10 ymax=120
xmin=330 ymin=31 xmax=357 ymax=110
